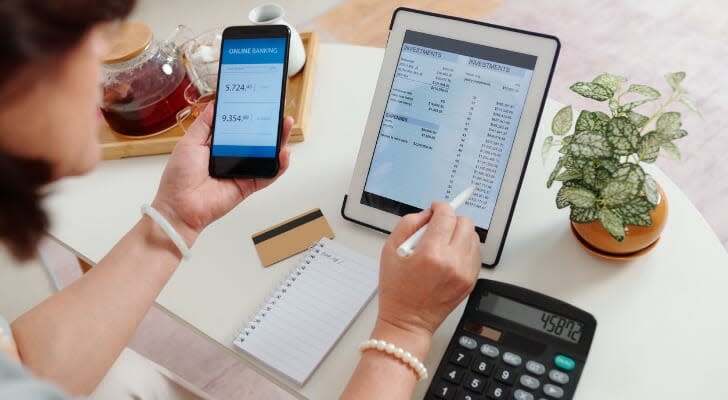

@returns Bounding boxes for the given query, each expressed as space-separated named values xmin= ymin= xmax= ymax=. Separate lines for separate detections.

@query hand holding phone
xmin=152 ymin=102 xmax=294 ymax=247
xmin=209 ymin=25 xmax=290 ymax=178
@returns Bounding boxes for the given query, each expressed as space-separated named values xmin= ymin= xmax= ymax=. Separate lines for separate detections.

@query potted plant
xmin=542 ymin=72 xmax=699 ymax=258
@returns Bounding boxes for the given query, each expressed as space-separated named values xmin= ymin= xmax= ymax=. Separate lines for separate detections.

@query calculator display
xmin=479 ymin=293 xmax=583 ymax=344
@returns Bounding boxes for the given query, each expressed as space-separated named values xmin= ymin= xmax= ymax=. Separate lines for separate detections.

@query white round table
xmin=45 ymin=44 xmax=728 ymax=399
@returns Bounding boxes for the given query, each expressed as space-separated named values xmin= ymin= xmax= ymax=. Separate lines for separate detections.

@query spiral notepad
xmin=233 ymin=237 xmax=379 ymax=386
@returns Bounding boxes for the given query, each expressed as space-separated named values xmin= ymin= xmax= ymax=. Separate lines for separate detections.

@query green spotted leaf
xmin=594 ymin=168 xmax=612 ymax=191
xmin=608 ymin=99 xmax=620 ymax=116
xmin=570 ymin=82 xmax=613 ymax=101
xmin=552 ymin=106 xmax=573 ymax=136
xmin=563 ymin=180 xmax=587 ymax=188
xmin=569 ymin=132 xmax=612 ymax=158
xmin=626 ymin=84 xmax=661 ymax=98
xmin=661 ymin=141 xmax=681 ymax=160
xmin=598 ymin=207 xmax=625 ymax=241
xmin=665 ymin=71 xmax=686 ymax=90
xmin=582 ymin=161 xmax=598 ymax=188
xmin=598 ymin=158 xmax=620 ymax=173
xmin=542 ymin=136 xmax=554 ymax=161
xmin=570 ymin=206 xmax=599 ymax=223
xmin=620 ymin=211 xmax=652 ymax=227
xmin=547 ymin=157 xmax=565 ymax=188
xmin=556 ymin=186 xmax=598 ymax=209
xmin=638 ymin=132 xmax=661 ymax=163
xmin=620 ymin=98 xmax=658 ymax=112
xmin=643 ymin=174 xmax=659 ymax=205
xmin=606 ymin=117 xmax=640 ymax=156
xmin=600 ymin=163 xmax=645 ymax=206
xmin=575 ymin=111 xmax=610 ymax=133
xmin=555 ymin=169 xmax=582 ymax=182
xmin=661 ymin=129 xmax=688 ymax=141
xmin=592 ymin=73 xmax=627 ymax=93
xmin=616 ymin=197 xmax=654 ymax=214
xmin=614 ymin=198 xmax=655 ymax=227
xmin=627 ymin=111 xmax=649 ymax=128
xmin=656 ymin=111 xmax=681 ymax=133
xmin=564 ymin=156 xmax=587 ymax=171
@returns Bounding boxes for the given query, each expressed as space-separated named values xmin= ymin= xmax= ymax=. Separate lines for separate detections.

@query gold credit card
xmin=252 ymin=208 xmax=334 ymax=267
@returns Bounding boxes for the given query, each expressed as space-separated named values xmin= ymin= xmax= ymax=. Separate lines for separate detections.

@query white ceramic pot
xmin=248 ymin=3 xmax=306 ymax=77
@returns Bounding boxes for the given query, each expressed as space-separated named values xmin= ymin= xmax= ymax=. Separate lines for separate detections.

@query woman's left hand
xmin=152 ymin=102 xmax=293 ymax=246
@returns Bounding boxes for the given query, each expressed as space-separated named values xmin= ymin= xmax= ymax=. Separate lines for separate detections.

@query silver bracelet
xmin=359 ymin=338 xmax=429 ymax=382
xmin=141 ymin=204 xmax=191 ymax=260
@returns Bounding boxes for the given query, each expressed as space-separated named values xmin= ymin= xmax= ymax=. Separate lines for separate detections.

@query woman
xmin=0 ymin=1 xmax=482 ymax=399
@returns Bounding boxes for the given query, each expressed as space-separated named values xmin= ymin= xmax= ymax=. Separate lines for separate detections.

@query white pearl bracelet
xmin=141 ymin=204 xmax=191 ymax=260
xmin=359 ymin=339 xmax=428 ymax=382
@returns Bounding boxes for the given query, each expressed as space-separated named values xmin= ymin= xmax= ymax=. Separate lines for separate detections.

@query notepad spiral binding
xmin=235 ymin=242 xmax=325 ymax=343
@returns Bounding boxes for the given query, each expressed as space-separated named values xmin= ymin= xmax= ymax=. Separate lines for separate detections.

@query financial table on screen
xmin=364 ymin=32 xmax=535 ymax=230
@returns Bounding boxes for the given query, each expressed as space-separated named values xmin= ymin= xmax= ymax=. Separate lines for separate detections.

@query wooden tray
xmin=100 ymin=31 xmax=320 ymax=160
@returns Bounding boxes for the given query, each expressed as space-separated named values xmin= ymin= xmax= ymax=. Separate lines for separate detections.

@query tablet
xmin=342 ymin=8 xmax=560 ymax=267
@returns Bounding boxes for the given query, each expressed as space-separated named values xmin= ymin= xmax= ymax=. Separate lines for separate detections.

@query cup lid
xmin=103 ymin=22 xmax=153 ymax=64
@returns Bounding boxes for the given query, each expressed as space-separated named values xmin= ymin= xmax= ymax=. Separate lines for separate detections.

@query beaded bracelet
xmin=359 ymin=339 xmax=428 ymax=382
xmin=141 ymin=204 xmax=191 ymax=260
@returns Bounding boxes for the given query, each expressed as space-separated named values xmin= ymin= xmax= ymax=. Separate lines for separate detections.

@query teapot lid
xmin=103 ymin=22 xmax=153 ymax=64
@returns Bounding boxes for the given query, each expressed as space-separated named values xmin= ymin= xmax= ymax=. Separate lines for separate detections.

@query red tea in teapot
xmin=100 ymin=22 xmax=194 ymax=137
xmin=102 ymin=73 xmax=191 ymax=137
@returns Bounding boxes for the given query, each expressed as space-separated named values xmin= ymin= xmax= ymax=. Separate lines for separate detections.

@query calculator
xmin=425 ymin=279 xmax=596 ymax=400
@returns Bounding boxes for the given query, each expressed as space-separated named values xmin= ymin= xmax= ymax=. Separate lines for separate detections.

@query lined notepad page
xmin=233 ymin=238 xmax=379 ymax=386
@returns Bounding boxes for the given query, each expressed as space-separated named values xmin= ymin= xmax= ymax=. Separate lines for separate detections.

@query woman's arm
xmin=11 ymin=106 xmax=293 ymax=395
xmin=342 ymin=203 xmax=482 ymax=399
xmin=11 ymin=216 xmax=186 ymax=394
xmin=342 ymin=319 xmax=432 ymax=399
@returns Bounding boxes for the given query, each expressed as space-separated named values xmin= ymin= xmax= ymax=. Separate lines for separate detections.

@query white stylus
xmin=396 ymin=185 xmax=475 ymax=257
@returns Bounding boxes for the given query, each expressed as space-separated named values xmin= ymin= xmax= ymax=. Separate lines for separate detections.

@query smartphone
xmin=209 ymin=25 xmax=290 ymax=178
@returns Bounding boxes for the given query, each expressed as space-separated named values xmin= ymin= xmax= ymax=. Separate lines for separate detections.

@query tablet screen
xmin=361 ymin=30 xmax=537 ymax=240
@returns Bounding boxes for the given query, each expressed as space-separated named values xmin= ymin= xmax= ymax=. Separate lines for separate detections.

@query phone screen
xmin=210 ymin=32 xmax=288 ymax=177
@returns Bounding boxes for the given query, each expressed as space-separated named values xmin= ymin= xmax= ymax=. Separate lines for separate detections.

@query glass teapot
xmin=101 ymin=23 xmax=192 ymax=137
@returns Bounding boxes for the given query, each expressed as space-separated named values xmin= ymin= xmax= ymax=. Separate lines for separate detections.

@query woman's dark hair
xmin=0 ymin=0 xmax=135 ymax=260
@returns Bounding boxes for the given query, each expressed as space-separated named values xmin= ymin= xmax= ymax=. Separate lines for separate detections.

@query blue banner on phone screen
xmin=212 ymin=38 xmax=286 ymax=158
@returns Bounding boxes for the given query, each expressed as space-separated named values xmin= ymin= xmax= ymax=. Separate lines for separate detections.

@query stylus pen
xmin=396 ymin=185 xmax=475 ymax=257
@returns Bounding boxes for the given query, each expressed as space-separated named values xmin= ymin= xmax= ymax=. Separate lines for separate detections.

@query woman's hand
xmin=341 ymin=203 xmax=481 ymax=399
xmin=152 ymin=103 xmax=293 ymax=246
xmin=375 ymin=202 xmax=482 ymax=355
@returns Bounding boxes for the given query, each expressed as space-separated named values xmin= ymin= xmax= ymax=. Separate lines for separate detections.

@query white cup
xmin=249 ymin=3 xmax=306 ymax=77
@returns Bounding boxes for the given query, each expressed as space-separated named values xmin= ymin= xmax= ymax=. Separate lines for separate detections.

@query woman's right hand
xmin=375 ymin=201 xmax=482 ymax=354
xmin=151 ymin=103 xmax=293 ymax=247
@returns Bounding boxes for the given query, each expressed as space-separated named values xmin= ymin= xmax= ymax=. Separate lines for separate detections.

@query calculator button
xmin=450 ymin=350 xmax=472 ymax=367
xmin=553 ymin=354 xmax=575 ymax=371
xmin=471 ymin=357 xmax=495 ymax=376
xmin=543 ymin=384 xmax=564 ymax=399
xmin=480 ymin=344 xmax=500 ymax=358
xmin=513 ymin=389 xmax=535 ymax=400
xmin=442 ymin=366 xmax=465 ymax=384
xmin=463 ymin=374 xmax=487 ymax=394
xmin=503 ymin=352 xmax=522 ymax=367
xmin=459 ymin=336 xmax=478 ymax=350
xmin=455 ymin=390 xmax=478 ymax=400
xmin=495 ymin=366 xmax=516 ymax=385
xmin=519 ymin=375 xmax=540 ymax=390
xmin=486 ymin=382 xmax=510 ymax=399
xmin=434 ymin=382 xmax=456 ymax=399
xmin=525 ymin=361 xmax=546 ymax=376
xmin=548 ymin=369 xmax=569 ymax=385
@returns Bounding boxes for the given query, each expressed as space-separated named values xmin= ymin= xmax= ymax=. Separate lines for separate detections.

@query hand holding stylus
xmin=396 ymin=186 xmax=475 ymax=257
